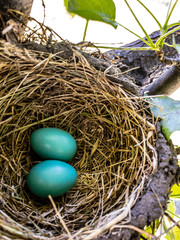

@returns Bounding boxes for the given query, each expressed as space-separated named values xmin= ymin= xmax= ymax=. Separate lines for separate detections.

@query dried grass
xmin=0 ymin=21 xmax=158 ymax=239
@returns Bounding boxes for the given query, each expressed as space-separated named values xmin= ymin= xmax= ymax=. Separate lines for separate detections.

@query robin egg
xmin=27 ymin=160 xmax=78 ymax=198
xmin=30 ymin=128 xmax=77 ymax=162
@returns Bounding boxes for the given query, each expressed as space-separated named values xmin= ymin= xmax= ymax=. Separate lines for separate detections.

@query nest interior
xmin=0 ymin=39 xmax=158 ymax=240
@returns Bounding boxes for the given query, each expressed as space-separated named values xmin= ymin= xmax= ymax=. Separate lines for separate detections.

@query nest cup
xmin=0 ymin=39 xmax=157 ymax=239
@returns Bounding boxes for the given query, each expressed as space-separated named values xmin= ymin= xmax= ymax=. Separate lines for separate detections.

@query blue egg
xmin=30 ymin=128 xmax=77 ymax=162
xmin=27 ymin=160 xmax=77 ymax=198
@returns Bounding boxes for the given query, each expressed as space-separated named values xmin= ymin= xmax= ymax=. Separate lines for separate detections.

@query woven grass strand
xmin=0 ymin=40 xmax=156 ymax=239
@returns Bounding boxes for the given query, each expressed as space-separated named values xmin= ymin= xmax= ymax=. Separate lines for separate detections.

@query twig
xmin=41 ymin=0 xmax=46 ymax=24
xmin=157 ymin=219 xmax=180 ymax=238
xmin=164 ymin=212 xmax=180 ymax=229
xmin=48 ymin=195 xmax=73 ymax=240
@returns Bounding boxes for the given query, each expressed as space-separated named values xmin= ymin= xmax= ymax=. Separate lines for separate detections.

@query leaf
xmin=173 ymin=34 xmax=180 ymax=54
xmin=170 ymin=184 xmax=180 ymax=198
xmin=142 ymin=219 xmax=160 ymax=237
xmin=64 ymin=0 xmax=68 ymax=9
xmin=167 ymin=199 xmax=175 ymax=216
xmin=163 ymin=215 xmax=176 ymax=240
xmin=64 ymin=0 xmax=75 ymax=17
xmin=148 ymin=96 xmax=180 ymax=139
xmin=172 ymin=226 xmax=180 ymax=240
xmin=174 ymin=43 xmax=180 ymax=54
xmin=65 ymin=0 xmax=118 ymax=28
xmin=165 ymin=199 xmax=180 ymax=240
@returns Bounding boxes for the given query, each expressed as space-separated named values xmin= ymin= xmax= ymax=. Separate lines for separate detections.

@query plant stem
xmin=163 ymin=42 xmax=174 ymax=48
xmin=136 ymin=0 xmax=162 ymax=29
xmin=167 ymin=22 xmax=180 ymax=29
xmin=83 ymin=19 xmax=89 ymax=41
xmin=155 ymin=26 xmax=180 ymax=47
xmin=166 ymin=0 xmax=173 ymax=20
xmin=91 ymin=45 xmax=153 ymax=51
xmin=116 ymin=22 xmax=151 ymax=47
xmin=163 ymin=0 xmax=179 ymax=30
xmin=172 ymin=35 xmax=180 ymax=53
xmin=124 ymin=0 xmax=154 ymax=47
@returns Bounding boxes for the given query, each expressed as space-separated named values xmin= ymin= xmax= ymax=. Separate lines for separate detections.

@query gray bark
xmin=0 ymin=0 xmax=34 ymax=41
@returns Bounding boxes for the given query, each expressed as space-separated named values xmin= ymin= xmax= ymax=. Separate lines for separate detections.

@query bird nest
xmin=0 ymin=37 xmax=164 ymax=240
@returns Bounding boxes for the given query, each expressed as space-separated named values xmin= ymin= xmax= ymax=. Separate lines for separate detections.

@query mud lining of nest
xmin=0 ymin=36 xmax=178 ymax=240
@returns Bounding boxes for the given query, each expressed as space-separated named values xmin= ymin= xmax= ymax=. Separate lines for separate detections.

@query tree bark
xmin=105 ymin=27 xmax=180 ymax=95
xmin=0 ymin=0 xmax=34 ymax=41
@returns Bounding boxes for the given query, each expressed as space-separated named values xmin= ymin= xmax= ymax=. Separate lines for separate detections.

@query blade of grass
xmin=166 ymin=209 xmax=180 ymax=218
xmin=136 ymin=0 xmax=162 ymax=29
xmin=155 ymin=26 xmax=180 ymax=48
xmin=100 ymin=15 xmax=152 ymax=47
xmin=172 ymin=35 xmax=180 ymax=53
xmin=166 ymin=0 xmax=173 ymax=20
xmin=116 ymin=21 xmax=152 ymax=47
xmin=163 ymin=0 xmax=179 ymax=30
xmin=167 ymin=22 xmax=180 ymax=29
xmin=91 ymin=45 xmax=153 ymax=50
xmin=163 ymin=42 xmax=174 ymax=48
xmin=124 ymin=0 xmax=154 ymax=47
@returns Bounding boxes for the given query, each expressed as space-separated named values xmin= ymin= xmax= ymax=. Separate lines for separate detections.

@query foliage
xmin=65 ymin=0 xmax=180 ymax=52
xmin=170 ymin=184 xmax=180 ymax=199
xmin=141 ymin=199 xmax=180 ymax=239
xmin=172 ymin=35 xmax=180 ymax=54
xmin=64 ymin=0 xmax=117 ymax=40
xmin=148 ymin=96 xmax=180 ymax=140
xmin=121 ymin=0 xmax=180 ymax=52
xmin=163 ymin=200 xmax=180 ymax=240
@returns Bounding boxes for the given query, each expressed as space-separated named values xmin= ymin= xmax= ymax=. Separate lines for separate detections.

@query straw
xmin=0 ymin=18 xmax=157 ymax=239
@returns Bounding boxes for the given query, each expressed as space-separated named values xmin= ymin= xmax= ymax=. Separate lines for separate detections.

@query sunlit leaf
xmin=170 ymin=184 xmax=180 ymax=198
xmin=165 ymin=199 xmax=180 ymax=240
xmin=172 ymin=226 xmax=180 ymax=239
xmin=163 ymin=215 xmax=176 ymax=240
xmin=65 ymin=0 xmax=117 ymax=28
xmin=142 ymin=219 xmax=160 ymax=238
xmin=64 ymin=0 xmax=68 ymax=10
xmin=167 ymin=199 xmax=175 ymax=216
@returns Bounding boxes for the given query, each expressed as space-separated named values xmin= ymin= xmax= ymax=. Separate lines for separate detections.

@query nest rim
xmin=0 ymin=36 xmax=178 ymax=240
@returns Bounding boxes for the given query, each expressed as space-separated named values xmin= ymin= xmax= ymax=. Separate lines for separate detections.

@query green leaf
xmin=124 ymin=0 xmax=154 ymax=47
xmin=167 ymin=199 xmax=175 ymax=216
xmin=65 ymin=0 xmax=117 ymax=28
xmin=172 ymin=34 xmax=180 ymax=54
xmin=142 ymin=219 xmax=160 ymax=238
xmin=148 ymin=96 xmax=180 ymax=139
xmin=163 ymin=215 xmax=176 ymax=240
xmin=163 ymin=0 xmax=179 ymax=31
xmin=64 ymin=0 xmax=68 ymax=9
xmin=174 ymin=43 xmax=180 ymax=53
xmin=170 ymin=184 xmax=180 ymax=198
xmin=172 ymin=226 xmax=180 ymax=240
xmin=165 ymin=199 xmax=180 ymax=240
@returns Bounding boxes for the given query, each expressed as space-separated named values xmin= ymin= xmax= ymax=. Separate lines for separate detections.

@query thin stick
xmin=158 ymin=219 xmax=180 ymax=238
xmin=164 ymin=212 xmax=180 ymax=229
xmin=49 ymin=195 xmax=73 ymax=240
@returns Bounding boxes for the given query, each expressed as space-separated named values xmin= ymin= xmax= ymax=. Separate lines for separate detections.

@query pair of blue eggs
xmin=27 ymin=128 xmax=78 ymax=198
